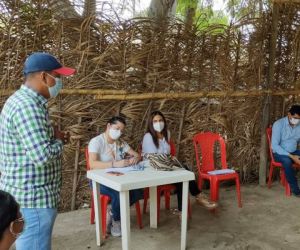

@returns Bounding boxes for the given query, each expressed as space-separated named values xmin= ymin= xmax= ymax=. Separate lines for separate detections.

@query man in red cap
xmin=0 ymin=52 xmax=76 ymax=250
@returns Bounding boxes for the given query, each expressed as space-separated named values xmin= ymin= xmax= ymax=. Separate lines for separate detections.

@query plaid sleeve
xmin=13 ymin=103 xmax=63 ymax=165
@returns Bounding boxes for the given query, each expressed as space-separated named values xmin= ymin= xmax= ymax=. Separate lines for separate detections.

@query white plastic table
xmin=87 ymin=167 xmax=195 ymax=250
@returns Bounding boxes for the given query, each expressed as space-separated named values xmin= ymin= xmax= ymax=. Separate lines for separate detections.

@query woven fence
xmin=0 ymin=1 xmax=300 ymax=210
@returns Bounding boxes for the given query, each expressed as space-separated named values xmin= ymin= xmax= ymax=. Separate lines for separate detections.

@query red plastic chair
xmin=266 ymin=127 xmax=300 ymax=196
xmin=85 ymin=147 xmax=143 ymax=237
xmin=142 ymin=141 xmax=191 ymax=223
xmin=193 ymin=132 xmax=242 ymax=207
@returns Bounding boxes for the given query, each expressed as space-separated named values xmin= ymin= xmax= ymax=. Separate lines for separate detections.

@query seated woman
xmin=142 ymin=110 xmax=217 ymax=215
xmin=88 ymin=116 xmax=143 ymax=237
xmin=0 ymin=190 xmax=24 ymax=250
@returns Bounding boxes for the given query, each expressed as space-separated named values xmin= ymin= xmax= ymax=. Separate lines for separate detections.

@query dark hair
xmin=0 ymin=191 xmax=19 ymax=240
xmin=107 ymin=116 xmax=126 ymax=126
xmin=289 ymin=105 xmax=300 ymax=116
xmin=147 ymin=110 xmax=169 ymax=148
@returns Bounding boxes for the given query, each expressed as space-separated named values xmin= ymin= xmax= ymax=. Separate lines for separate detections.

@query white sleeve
xmin=122 ymin=141 xmax=130 ymax=153
xmin=88 ymin=137 xmax=101 ymax=153
xmin=142 ymin=133 xmax=158 ymax=154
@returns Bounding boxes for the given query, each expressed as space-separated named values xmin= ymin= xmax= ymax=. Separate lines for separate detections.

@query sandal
xmin=195 ymin=193 xmax=218 ymax=210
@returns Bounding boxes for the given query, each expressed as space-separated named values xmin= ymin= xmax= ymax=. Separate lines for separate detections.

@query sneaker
xmin=106 ymin=205 xmax=112 ymax=234
xmin=195 ymin=193 xmax=218 ymax=210
xmin=111 ymin=219 xmax=122 ymax=237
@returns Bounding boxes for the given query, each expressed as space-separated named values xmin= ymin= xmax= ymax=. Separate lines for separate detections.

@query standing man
xmin=272 ymin=104 xmax=300 ymax=196
xmin=0 ymin=52 xmax=75 ymax=250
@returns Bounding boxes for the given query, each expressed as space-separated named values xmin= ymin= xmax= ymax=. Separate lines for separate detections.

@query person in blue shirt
xmin=272 ymin=104 xmax=300 ymax=196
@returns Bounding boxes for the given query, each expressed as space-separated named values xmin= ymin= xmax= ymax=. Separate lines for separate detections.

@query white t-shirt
xmin=142 ymin=132 xmax=170 ymax=154
xmin=88 ymin=133 xmax=130 ymax=162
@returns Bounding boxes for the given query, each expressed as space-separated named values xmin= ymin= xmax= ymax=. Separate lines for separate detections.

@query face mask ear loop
xmin=42 ymin=72 xmax=49 ymax=86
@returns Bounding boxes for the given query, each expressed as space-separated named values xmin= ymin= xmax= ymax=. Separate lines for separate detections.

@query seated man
xmin=272 ymin=104 xmax=300 ymax=196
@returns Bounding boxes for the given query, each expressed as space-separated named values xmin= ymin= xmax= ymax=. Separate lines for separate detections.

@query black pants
xmin=173 ymin=180 xmax=200 ymax=211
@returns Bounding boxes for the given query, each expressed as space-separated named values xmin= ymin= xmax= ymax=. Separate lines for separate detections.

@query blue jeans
xmin=274 ymin=150 xmax=300 ymax=195
xmin=16 ymin=208 xmax=57 ymax=250
xmin=100 ymin=185 xmax=143 ymax=221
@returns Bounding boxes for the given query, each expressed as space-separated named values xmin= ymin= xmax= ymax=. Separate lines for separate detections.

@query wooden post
xmin=176 ymin=103 xmax=186 ymax=158
xmin=259 ymin=2 xmax=279 ymax=186
xmin=71 ymin=117 xmax=82 ymax=210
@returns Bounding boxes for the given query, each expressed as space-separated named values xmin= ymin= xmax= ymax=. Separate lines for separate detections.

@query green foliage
xmin=176 ymin=0 xmax=198 ymax=18
xmin=176 ymin=0 xmax=229 ymax=33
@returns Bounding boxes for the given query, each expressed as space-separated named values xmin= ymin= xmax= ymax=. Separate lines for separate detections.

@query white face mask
xmin=108 ymin=128 xmax=121 ymax=140
xmin=153 ymin=122 xmax=165 ymax=132
xmin=46 ymin=73 xmax=63 ymax=98
xmin=290 ymin=117 xmax=300 ymax=126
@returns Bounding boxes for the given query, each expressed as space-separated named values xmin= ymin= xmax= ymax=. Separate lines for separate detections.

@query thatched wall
xmin=0 ymin=2 xmax=300 ymax=210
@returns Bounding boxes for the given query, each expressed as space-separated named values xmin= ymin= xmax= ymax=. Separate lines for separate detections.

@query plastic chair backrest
xmin=193 ymin=132 xmax=228 ymax=173
xmin=169 ymin=140 xmax=176 ymax=157
xmin=266 ymin=127 xmax=275 ymax=162
xmin=85 ymin=147 xmax=91 ymax=170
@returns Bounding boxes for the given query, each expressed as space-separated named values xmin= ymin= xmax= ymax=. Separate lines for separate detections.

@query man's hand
xmin=53 ymin=126 xmax=70 ymax=144
xmin=290 ymin=154 xmax=300 ymax=165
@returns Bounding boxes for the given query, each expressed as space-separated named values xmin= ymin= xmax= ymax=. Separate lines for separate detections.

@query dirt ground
xmin=52 ymin=183 xmax=300 ymax=250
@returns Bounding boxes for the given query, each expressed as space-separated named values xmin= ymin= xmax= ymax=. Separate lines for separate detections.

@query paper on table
xmin=104 ymin=161 xmax=146 ymax=174
xmin=207 ymin=169 xmax=236 ymax=175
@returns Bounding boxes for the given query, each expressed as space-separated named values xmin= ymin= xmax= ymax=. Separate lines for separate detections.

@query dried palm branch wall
xmin=0 ymin=2 xmax=300 ymax=210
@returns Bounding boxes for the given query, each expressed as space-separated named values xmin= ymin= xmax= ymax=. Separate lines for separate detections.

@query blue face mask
xmin=46 ymin=73 xmax=63 ymax=98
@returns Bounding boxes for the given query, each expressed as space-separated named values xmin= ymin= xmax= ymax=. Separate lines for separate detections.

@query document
xmin=105 ymin=161 xmax=146 ymax=174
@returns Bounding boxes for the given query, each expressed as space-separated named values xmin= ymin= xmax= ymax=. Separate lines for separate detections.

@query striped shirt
xmin=0 ymin=85 xmax=63 ymax=208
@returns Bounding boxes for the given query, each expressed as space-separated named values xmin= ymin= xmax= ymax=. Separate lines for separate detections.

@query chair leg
xmin=165 ymin=190 xmax=171 ymax=210
xmin=101 ymin=196 xmax=109 ymax=239
xmin=283 ymin=173 xmax=292 ymax=197
xmin=267 ymin=164 xmax=274 ymax=188
xmin=143 ymin=188 xmax=149 ymax=214
xmin=279 ymin=171 xmax=291 ymax=196
xmin=90 ymin=193 xmax=95 ymax=225
xmin=198 ymin=177 xmax=203 ymax=191
xmin=135 ymin=201 xmax=143 ymax=229
xmin=235 ymin=176 xmax=242 ymax=208
xmin=285 ymin=182 xmax=292 ymax=196
xmin=157 ymin=189 xmax=161 ymax=224
xmin=188 ymin=196 xmax=192 ymax=219
xmin=214 ymin=180 xmax=220 ymax=201
xmin=210 ymin=179 xmax=218 ymax=202
xmin=280 ymin=169 xmax=285 ymax=186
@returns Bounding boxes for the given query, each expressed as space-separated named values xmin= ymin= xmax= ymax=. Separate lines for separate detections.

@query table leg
xmin=149 ymin=186 xmax=157 ymax=228
xmin=92 ymin=181 xmax=103 ymax=246
xmin=181 ymin=181 xmax=188 ymax=250
xmin=120 ymin=191 xmax=131 ymax=250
